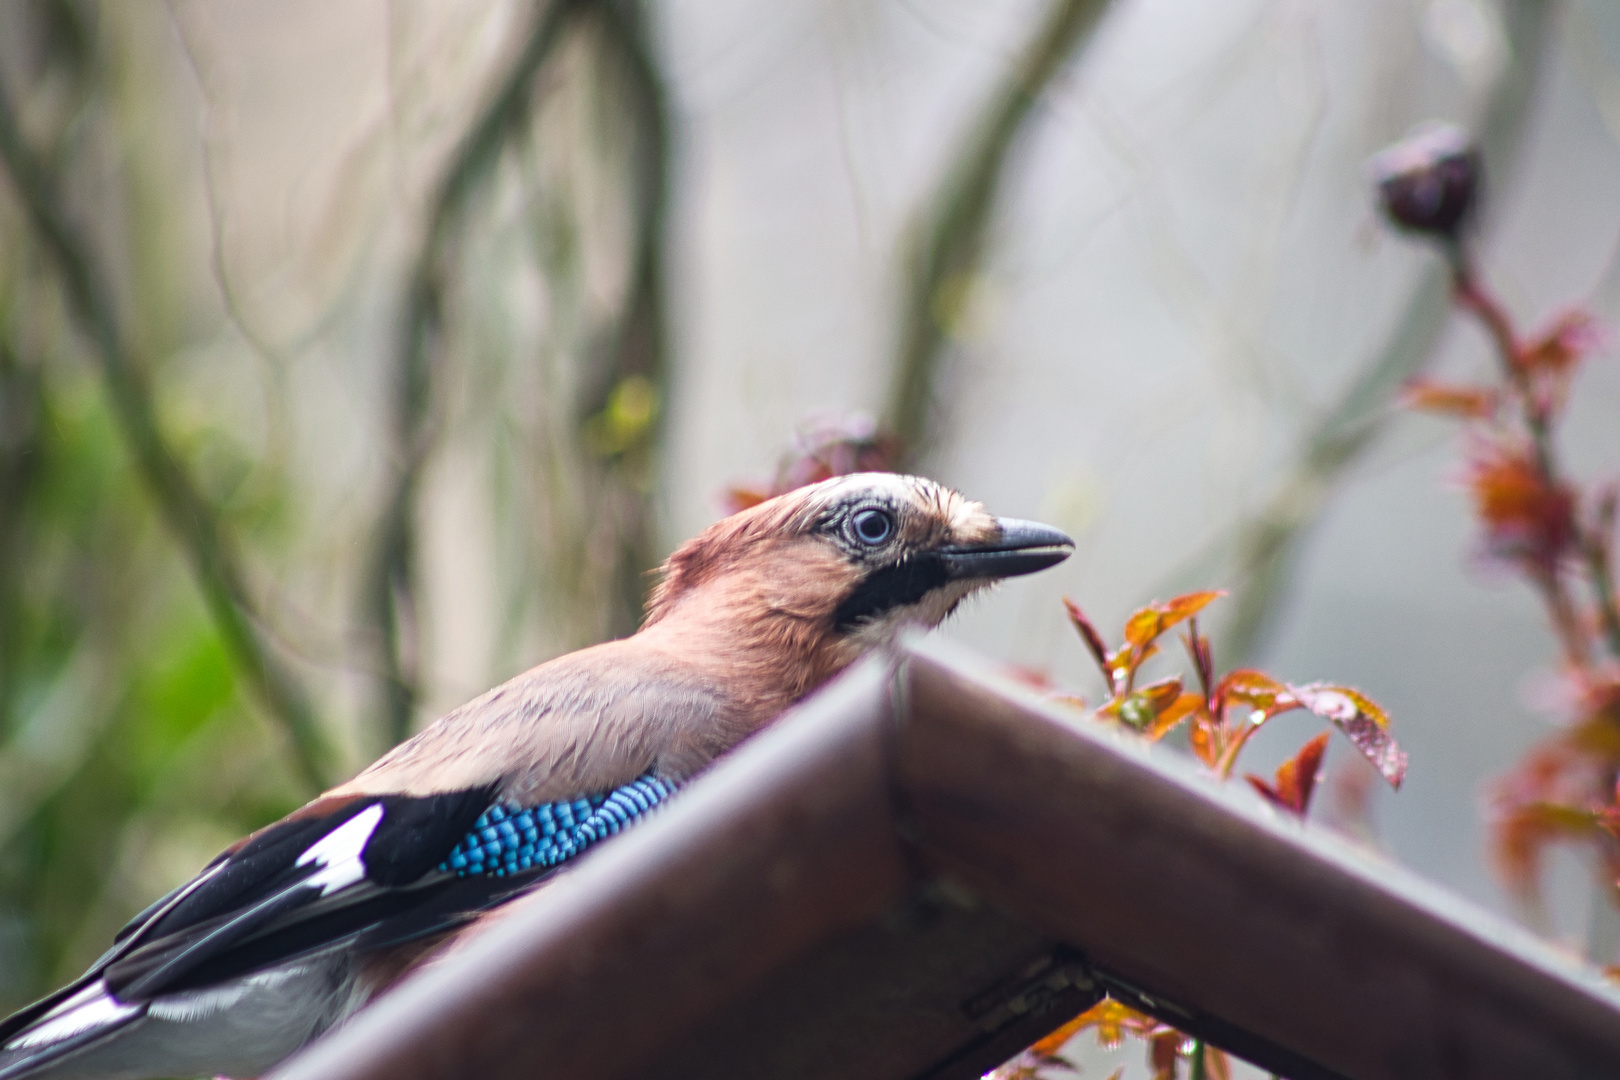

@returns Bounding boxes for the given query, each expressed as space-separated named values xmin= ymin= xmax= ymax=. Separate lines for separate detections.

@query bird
xmin=0 ymin=472 xmax=1073 ymax=1080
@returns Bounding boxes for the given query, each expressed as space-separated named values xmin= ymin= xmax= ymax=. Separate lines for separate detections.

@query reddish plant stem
xmin=1448 ymin=249 xmax=1605 ymax=669
xmin=1529 ymin=564 xmax=1594 ymax=670
xmin=1588 ymin=487 xmax=1620 ymax=662
xmin=1450 ymin=256 xmax=1555 ymax=472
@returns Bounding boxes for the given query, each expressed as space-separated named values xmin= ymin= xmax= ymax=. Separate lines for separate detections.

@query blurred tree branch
xmin=0 ymin=76 xmax=335 ymax=793
xmin=369 ymin=0 xmax=670 ymax=746
xmin=885 ymin=0 xmax=1113 ymax=465
xmin=575 ymin=0 xmax=671 ymax=640
xmin=367 ymin=0 xmax=575 ymax=749
xmin=0 ymin=335 xmax=42 ymax=730
xmin=1191 ymin=0 xmax=1556 ymax=661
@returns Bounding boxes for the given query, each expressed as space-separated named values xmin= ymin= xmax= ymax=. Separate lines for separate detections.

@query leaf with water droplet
xmin=1293 ymin=683 xmax=1406 ymax=788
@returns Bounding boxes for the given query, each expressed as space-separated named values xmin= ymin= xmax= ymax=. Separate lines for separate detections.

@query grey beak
xmin=939 ymin=517 xmax=1074 ymax=581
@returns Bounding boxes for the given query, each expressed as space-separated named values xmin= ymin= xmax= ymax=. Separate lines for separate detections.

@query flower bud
xmin=1368 ymin=123 xmax=1480 ymax=240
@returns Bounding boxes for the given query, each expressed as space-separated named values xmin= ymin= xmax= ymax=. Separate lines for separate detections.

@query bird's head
xmin=643 ymin=474 xmax=1073 ymax=670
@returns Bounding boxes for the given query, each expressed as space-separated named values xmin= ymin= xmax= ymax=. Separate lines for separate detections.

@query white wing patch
xmin=295 ymin=803 xmax=385 ymax=895
xmin=6 ymin=981 xmax=140 ymax=1049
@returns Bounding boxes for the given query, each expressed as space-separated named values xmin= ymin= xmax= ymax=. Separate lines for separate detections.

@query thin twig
xmin=884 ymin=0 xmax=1113 ymax=464
xmin=367 ymin=0 xmax=580 ymax=747
xmin=1451 ymin=252 xmax=1557 ymax=474
xmin=0 ymin=76 xmax=335 ymax=792
xmin=0 ymin=336 xmax=42 ymax=724
xmin=1586 ymin=486 xmax=1620 ymax=661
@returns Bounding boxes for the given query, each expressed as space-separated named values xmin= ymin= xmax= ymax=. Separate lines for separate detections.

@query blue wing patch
xmin=441 ymin=774 xmax=676 ymax=878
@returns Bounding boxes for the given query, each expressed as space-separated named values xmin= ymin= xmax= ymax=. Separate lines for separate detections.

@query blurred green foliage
xmin=0 ymin=0 xmax=671 ymax=1012
xmin=0 ymin=0 xmax=318 ymax=1004
xmin=0 ymin=348 xmax=302 ymax=1002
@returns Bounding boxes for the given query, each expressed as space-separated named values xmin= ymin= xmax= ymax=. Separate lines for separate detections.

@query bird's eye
xmin=851 ymin=508 xmax=894 ymax=546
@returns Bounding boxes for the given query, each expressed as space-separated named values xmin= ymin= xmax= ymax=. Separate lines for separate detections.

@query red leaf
xmin=1146 ymin=692 xmax=1205 ymax=742
xmin=1190 ymin=720 xmax=1219 ymax=769
xmin=1114 ymin=592 xmax=1225 ymax=693
xmin=1246 ymin=774 xmax=1286 ymax=810
xmin=1487 ymin=737 xmax=1606 ymax=902
xmin=1285 ymin=731 xmax=1331 ymax=813
xmin=1494 ymin=800 xmax=1606 ymax=901
xmin=1246 ymin=732 xmax=1331 ymax=816
xmin=1123 ymin=591 xmax=1225 ymax=648
xmin=1148 ymin=1030 xmax=1181 ymax=1080
xmin=1098 ymin=677 xmax=1183 ymax=732
xmin=1137 ymin=677 xmax=1183 ymax=712
xmin=1213 ymin=668 xmax=1296 ymax=719
xmin=1063 ymin=598 xmax=1114 ymax=688
xmin=1057 ymin=1000 xmax=1158 ymax=1051
xmin=1292 ymin=683 xmax=1406 ymax=788
xmin=1464 ymin=439 xmax=1577 ymax=571
xmin=1399 ymin=378 xmax=1499 ymax=420
xmin=1181 ymin=621 xmax=1215 ymax=702
xmin=1517 ymin=309 xmax=1600 ymax=377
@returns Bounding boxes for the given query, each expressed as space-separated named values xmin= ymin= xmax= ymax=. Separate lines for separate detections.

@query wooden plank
xmin=896 ymin=635 xmax=1620 ymax=1080
xmin=269 ymin=636 xmax=1620 ymax=1080
xmin=651 ymin=890 xmax=1099 ymax=1080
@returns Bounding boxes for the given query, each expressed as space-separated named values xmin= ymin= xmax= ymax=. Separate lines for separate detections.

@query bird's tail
xmin=0 ymin=980 xmax=145 ymax=1080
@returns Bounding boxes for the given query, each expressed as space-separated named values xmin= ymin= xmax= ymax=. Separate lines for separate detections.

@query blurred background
xmin=0 ymin=0 xmax=1617 ymax=1069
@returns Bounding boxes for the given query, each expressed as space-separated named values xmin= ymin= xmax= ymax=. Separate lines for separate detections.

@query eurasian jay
xmin=0 ymin=472 xmax=1072 ymax=1080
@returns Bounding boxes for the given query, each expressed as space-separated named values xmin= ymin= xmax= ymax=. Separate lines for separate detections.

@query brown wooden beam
xmin=269 ymin=637 xmax=1620 ymax=1080
xmin=897 ymin=636 xmax=1620 ymax=1080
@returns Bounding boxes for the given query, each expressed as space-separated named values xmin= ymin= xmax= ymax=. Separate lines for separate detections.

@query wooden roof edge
xmin=895 ymin=633 xmax=1620 ymax=1078
xmin=899 ymin=632 xmax=1620 ymax=991
xmin=265 ymin=635 xmax=1620 ymax=1080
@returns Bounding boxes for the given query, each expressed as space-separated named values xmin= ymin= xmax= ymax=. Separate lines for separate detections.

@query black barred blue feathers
xmin=441 ymin=775 xmax=676 ymax=878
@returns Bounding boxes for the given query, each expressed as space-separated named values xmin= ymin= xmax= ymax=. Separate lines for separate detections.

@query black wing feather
xmin=18 ymin=788 xmax=493 ymax=1015
xmin=3 ymin=772 xmax=671 ymax=1072
xmin=100 ymin=787 xmax=497 ymax=999
xmin=156 ymin=867 xmax=554 ymax=996
xmin=126 ymin=788 xmax=494 ymax=998
xmin=144 ymin=802 xmax=373 ymax=940
xmin=361 ymin=789 xmax=494 ymax=886
xmin=106 ymin=875 xmax=322 ymax=999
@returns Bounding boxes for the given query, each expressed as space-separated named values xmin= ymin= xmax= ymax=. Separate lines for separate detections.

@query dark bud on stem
xmin=1368 ymin=123 xmax=1480 ymax=240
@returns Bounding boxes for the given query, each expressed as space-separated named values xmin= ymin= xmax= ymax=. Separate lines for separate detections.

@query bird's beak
xmin=938 ymin=517 xmax=1074 ymax=581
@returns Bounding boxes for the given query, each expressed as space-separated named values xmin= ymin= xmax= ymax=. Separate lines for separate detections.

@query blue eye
xmin=852 ymin=508 xmax=894 ymax=546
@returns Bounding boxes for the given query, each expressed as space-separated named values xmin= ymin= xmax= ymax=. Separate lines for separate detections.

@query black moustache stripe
xmin=833 ymin=554 xmax=949 ymax=632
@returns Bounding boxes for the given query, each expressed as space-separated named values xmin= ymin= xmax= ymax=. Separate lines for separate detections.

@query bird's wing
xmin=0 ymin=774 xmax=676 ymax=1076
xmin=0 ymin=639 xmax=730 ymax=1079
